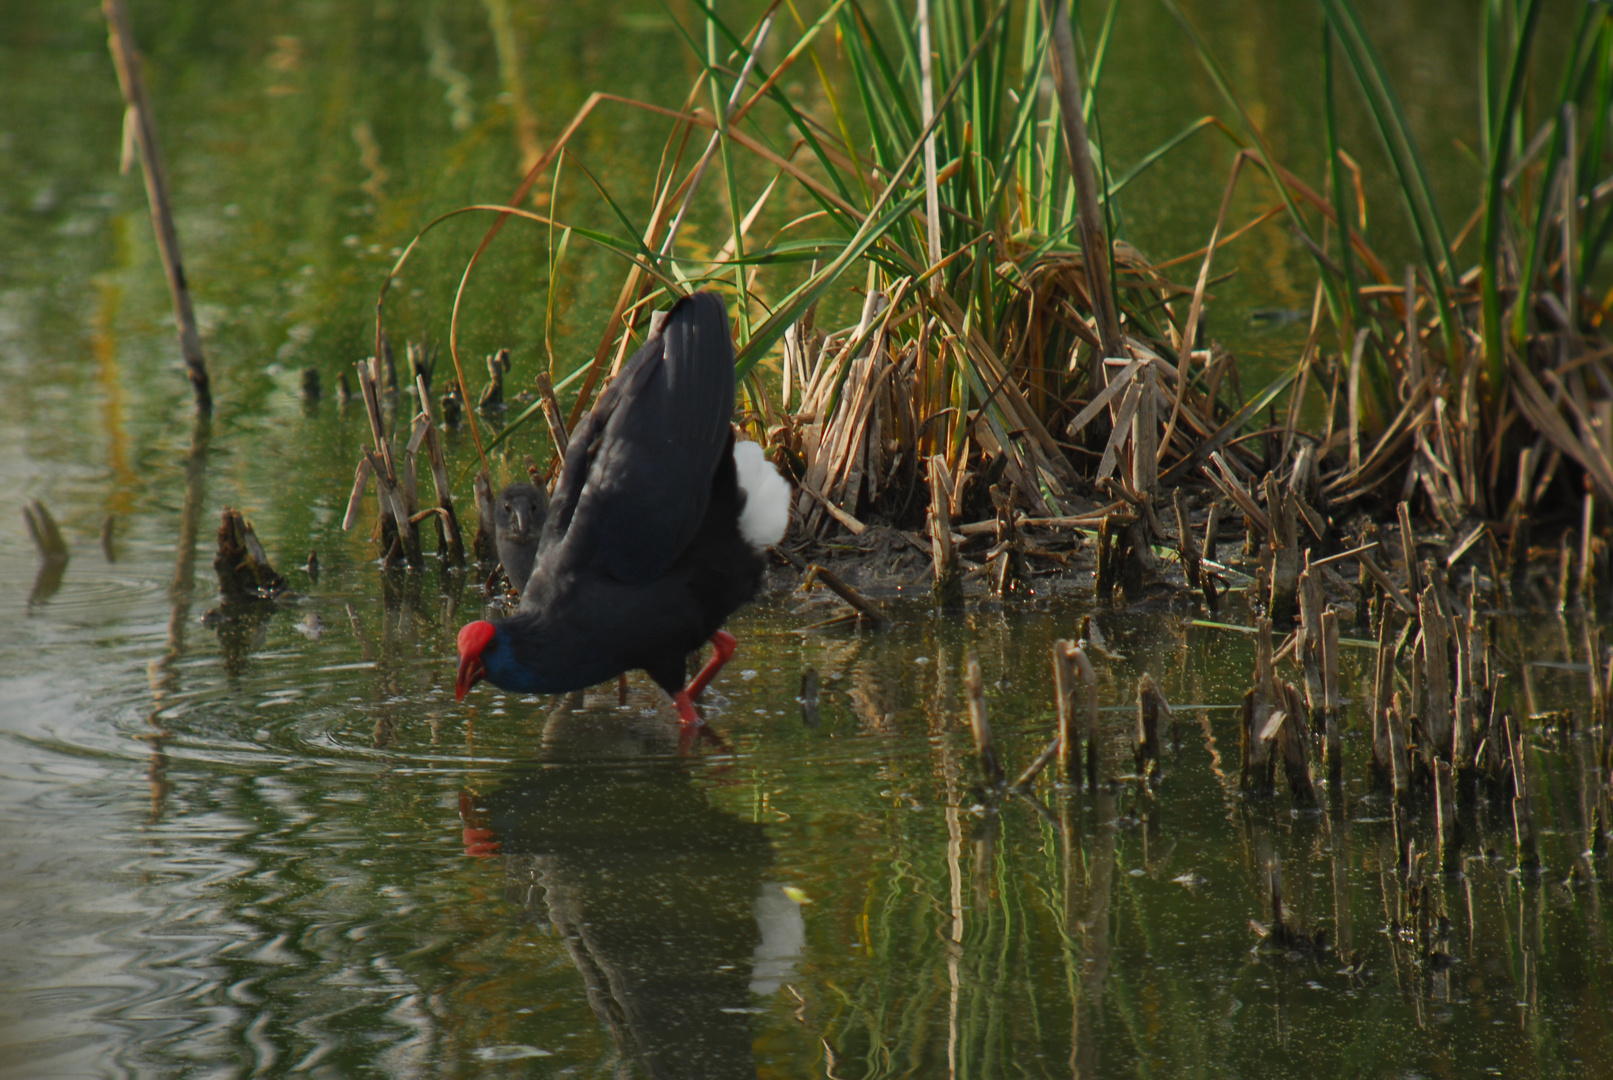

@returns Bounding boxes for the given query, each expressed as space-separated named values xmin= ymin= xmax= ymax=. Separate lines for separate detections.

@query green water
xmin=2 ymin=1 xmax=1608 ymax=1077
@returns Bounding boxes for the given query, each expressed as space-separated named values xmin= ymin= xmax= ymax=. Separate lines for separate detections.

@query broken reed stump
xmin=1296 ymin=565 xmax=1325 ymax=728
xmin=24 ymin=499 xmax=70 ymax=604
xmin=1069 ymin=643 xmax=1101 ymax=789
xmin=1388 ymin=691 xmax=1412 ymax=802
xmin=964 ymin=649 xmax=1005 ymax=789
xmin=440 ymin=383 xmax=463 ymax=426
xmin=378 ymin=329 xmax=399 ymax=393
xmin=1355 ymin=520 xmax=1379 ymax=626
xmin=347 ymin=353 xmax=422 ymax=568
xmin=1241 ymin=617 xmax=1277 ymax=797
xmin=23 ymin=500 xmax=68 ymax=562
xmin=1397 ymin=500 xmax=1420 ymax=598
xmin=1453 ymin=588 xmax=1480 ymax=779
xmin=1134 ymin=673 xmax=1173 ymax=777
xmin=1173 ymin=488 xmax=1201 ymax=592
xmin=988 ymin=486 xmax=1026 ymax=598
xmin=800 ymin=667 xmax=821 ymax=728
xmin=1371 ymin=598 xmax=1397 ymax=783
xmin=477 ymin=348 xmax=510 ymax=412
xmin=1264 ymin=473 xmax=1300 ymax=624
xmin=472 ymin=471 xmax=497 ymax=567
xmin=1201 ymin=498 xmax=1222 ymax=563
xmin=1052 ymin=640 xmax=1079 ymax=783
xmin=1096 ymin=514 xmax=1116 ymax=600
xmin=1321 ymin=608 xmax=1342 ymax=777
xmin=1419 ymin=583 xmax=1453 ymax=758
xmin=535 ymin=371 xmax=570 ymax=457
xmin=1273 ymin=682 xmax=1317 ymax=805
xmin=1094 ymin=512 xmax=1146 ymax=604
xmin=1509 ymin=716 xmax=1542 ymax=876
xmin=213 ymin=508 xmax=285 ymax=599
xmin=1507 ymin=507 xmax=1532 ymax=597
xmin=1434 ymin=759 xmax=1462 ymax=874
xmin=415 ymin=374 xmax=466 ymax=567
xmin=927 ymin=455 xmax=961 ymax=606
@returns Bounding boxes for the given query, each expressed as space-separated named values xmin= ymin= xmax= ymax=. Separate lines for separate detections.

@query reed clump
xmin=368 ymin=0 xmax=1613 ymax=611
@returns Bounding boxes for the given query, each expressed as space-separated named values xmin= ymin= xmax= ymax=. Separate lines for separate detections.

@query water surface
xmin=2 ymin=2 xmax=1607 ymax=1077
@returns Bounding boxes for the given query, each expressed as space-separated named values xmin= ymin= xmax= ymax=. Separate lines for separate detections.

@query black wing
xmin=534 ymin=292 xmax=734 ymax=589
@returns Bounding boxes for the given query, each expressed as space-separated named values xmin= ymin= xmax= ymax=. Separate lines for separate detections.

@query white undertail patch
xmin=733 ymin=440 xmax=790 ymax=551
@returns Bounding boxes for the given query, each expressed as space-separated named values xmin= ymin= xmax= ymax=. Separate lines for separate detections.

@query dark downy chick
xmin=494 ymin=482 xmax=547 ymax=593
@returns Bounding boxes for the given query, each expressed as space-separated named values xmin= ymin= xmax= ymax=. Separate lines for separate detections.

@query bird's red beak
xmin=455 ymin=654 xmax=485 ymax=702
xmin=455 ymin=620 xmax=496 ymax=702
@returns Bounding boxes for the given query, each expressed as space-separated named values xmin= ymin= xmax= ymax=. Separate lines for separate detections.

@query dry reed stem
xmin=1068 ymin=645 xmax=1100 ymax=790
xmin=928 ymin=455 xmax=961 ymax=605
xmin=1053 ymin=639 xmax=1078 ymax=782
xmin=964 ymin=650 xmax=1003 ymax=787
xmin=1039 ymin=0 xmax=1121 ymax=364
xmin=1321 ymin=608 xmax=1341 ymax=774
xmin=417 ymin=375 xmax=466 ymax=568
xmin=1358 ymin=551 xmax=1417 ymax=614
xmin=102 ymin=0 xmax=209 ymax=411
xmin=803 ymin=565 xmax=885 ymax=626
xmin=1134 ymin=673 xmax=1172 ymax=772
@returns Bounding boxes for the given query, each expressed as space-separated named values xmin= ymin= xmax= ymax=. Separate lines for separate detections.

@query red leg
xmin=669 ymin=632 xmax=738 ymax=745
xmin=684 ymin=630 xmax=737 ymax=700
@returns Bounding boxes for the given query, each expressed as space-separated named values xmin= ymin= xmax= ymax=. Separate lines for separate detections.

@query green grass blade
xmin=1103 ymin=115 xmax=1216 ymax=202
xmin=681 ymin=0 xmax=863 ymax=214
xmin=1479 ymin=0 xmax=1544 ymax=384
xmin=984 ymin=17 xmax=1054 ymax=215
xmin=1322 ymin=22 xmax=1364 ymax=339
xmin=734 ymin=0 xmax=1013 ymax=377
xmin=1320 ymin=0 xmax=1461 ymax=364
xmin=1580 ymin=18 xmax=1613 ymax=286
xmin=1511 ymin=1 xmax=1601 ymax=343
xmin=1157 ymin=0 xmax=1348 ymax=325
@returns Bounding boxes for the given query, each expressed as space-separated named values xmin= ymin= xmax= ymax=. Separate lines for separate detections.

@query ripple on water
xmin=16 ymin=567 xmax=167 ymax=618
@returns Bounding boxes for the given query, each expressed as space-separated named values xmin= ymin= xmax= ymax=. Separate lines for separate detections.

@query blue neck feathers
xmin=479 ymin=623 xmax=615 ymax=696
xmin=481 ymin=630 xmax=553 ymax=694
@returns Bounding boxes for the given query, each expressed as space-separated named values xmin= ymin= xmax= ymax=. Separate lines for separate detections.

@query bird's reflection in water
xmin=460 ymin=690 xmax=801 ymax=1078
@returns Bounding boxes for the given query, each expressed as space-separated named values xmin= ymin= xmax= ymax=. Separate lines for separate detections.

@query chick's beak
xmin=455 ymin=652 xmax=486 ymax=702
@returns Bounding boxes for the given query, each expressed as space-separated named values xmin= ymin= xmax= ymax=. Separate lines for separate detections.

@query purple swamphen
xmin=455 ymin=292 xmax=789 ymax=726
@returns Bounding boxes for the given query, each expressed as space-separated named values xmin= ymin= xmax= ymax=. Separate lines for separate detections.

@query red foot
xmin=673 ymin=689 xmax=701 ymax=725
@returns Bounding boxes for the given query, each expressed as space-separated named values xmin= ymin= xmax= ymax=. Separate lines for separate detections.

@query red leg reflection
xmin=458 ymin=790 xmax=502 ymax=858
